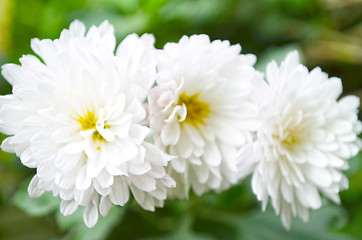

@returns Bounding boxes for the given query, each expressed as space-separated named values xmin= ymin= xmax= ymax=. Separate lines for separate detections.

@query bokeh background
xmin=0 ymin=0 xmax=361 ymax=239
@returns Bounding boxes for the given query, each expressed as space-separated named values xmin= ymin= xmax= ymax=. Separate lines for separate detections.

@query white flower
xmin=0 ymin=20 xmax=175 ymax=228
xmin=249 ymin=51 xmax=362 ymax=230
xmin=148 ymin=35 xmax=260 ymax=198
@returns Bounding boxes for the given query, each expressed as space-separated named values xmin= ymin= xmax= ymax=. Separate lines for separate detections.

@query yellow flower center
xmin=282 ymin=131 xmax=298 ymax=147
xmin=178 ymin=92 xmax=210 ymax=127
xmin=78 ymin=111 xmax=107 ymax=143
xmin=79 ymin=111 xmax=97 ymax=131
xmin=273 ymin=129 xmax=299 ymax=149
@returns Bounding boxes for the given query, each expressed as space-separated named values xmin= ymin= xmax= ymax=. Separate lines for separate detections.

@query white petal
xmin=189 ymin=156 xmax=202 ymax=166
xmin=143 ymin=142 xmax=173 ymax=166
xmin=332 ymin=120 xmax=353 ymax=135
xmin=183 ymin=124 xmax=204 ymax=147
xmin=157 ymin=90 xmax=175 ymax=108
xmin=130 ymin=185 xmax=145 ymax=204
xmin=96 ymin=169 xmax=114 ymax=189
xmin=281 ymin=180 xmax=293 ymax=203
xmin=160 ymin=174 xmax=176 ymax=188
xmin=161 ymin=121 xmax=180 ymax=146
xmin=86 ymin=157 xmax=102 ymax=179
xmin=68 ymin=20 xmax=86 ymax=37
xmin=75 ymin=187 xmax=94 ymax=206
xmin=99 ymin=196 xmax=112 ymax=217
xmin=105 ymin=142 xmax=128 ymax=166
xmin=109 ymin=177 xmax=129 ymax=206
xmin=170 ymin=156 xmax=186 ymax=173
xmin=207 ymin=174 xmax=222 ymax=189
xmin=76 ymin=166 xmax=92 ymax=190
xmin=303 ymin=165 xmax=332 ymax=188
xmin=98 ymin=20 xmax=116 ymax=50
xmin=203 ymin=141 xmax=222 ymax=166
xmin=98 ymin=128 xmax=115 ymax=142
xmin=129 ymin=125 xmax=150 ymax=144
xmin=149 ymin=182 xmax=167 ymax=200
xmin=148 ymin=166 xmax=166 ymax=179
xmin=338 ymin=132 xmax=357 ymax=143
xmin=129 ymin=174 xmax=156 ymax=192
xmin=296 ymin=202 xmax=309 ymax=222
xmin=1 ymin=137 xmax=16 ymax=153
xmin=83 ymin=201 xmax=99 ymax=228
xmin=93 ymin=179 xmax=111 ymax=196
xmin=192 ymin=164 xmax=209 ymax=184
xmin=128 ymin=162 xmax=151 ymax=175
xmin=115 ymin=139 xmax=138 ymax=162
xmin=298 ymin=183 xmax=321 ymax=209
xmin=64 ymin=141 xmax=84 ymax=154
xmin=37 ymin=162 xmax=57 ymax=183
xmin=139 ymin=194 xmax=155 ymax=211
xmin=20 ymin=148 xmax=37 ymax=168
xmin=60 ymin=200 xmax=79 ymax=216
xmin=338 ymin=95 xmax=360 ymax=111
xmin=307 ymin=149 xmax=328 ymax=168
xmin=54 ymin=150 xmax=79 ymax=172
xmin=28 ymin=175 xmax=44 ymax=198
xmin=317 ymin=142 xmax=339 ymax=152
xmin=281 ymin=202 xmax=292 ymax=230
xmin=176 ymin=129 xmax=193 ymax=159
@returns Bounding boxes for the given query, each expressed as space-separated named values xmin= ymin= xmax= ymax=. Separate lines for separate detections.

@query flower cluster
xmin=148 ymin=35 xmax=260 ymax=198
xmin=248 ymin=51 xmax=362 ymax=229
xmin=0 ymin=20 xmax=361 ymax=229
xmin=0 ymin=20 xmax=175 ymax=228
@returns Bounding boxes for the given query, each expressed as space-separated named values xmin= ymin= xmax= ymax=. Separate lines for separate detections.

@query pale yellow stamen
xmin=78 ymin=111 xmax=97 ymax=131
xmin=78 ymin=111 xmax=107 ymax=142
xmin=273 ymin=129 xmax=299 ymax=149
xmin=283 ymin=132 xmax=297 ymax=145
xmin=178 ymin=92 xmax=210 ymax=127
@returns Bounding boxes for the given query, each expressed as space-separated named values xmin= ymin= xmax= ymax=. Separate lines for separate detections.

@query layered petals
xmin=249 ymin=51 xmax=362 ymax=230
xmin=148 ymin=35 xmax=261 ymax=198
xmin=0 ymin=20 xmax=175 ymax=228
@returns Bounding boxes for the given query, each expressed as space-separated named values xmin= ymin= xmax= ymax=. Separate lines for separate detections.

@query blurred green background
xmin=0 ymin=0 xmax=361 ymax=239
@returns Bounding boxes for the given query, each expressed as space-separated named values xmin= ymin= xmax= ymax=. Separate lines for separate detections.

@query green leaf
xmin=144 ymin=215 xmax=215 ymax=240
xmin=12 ymin=177 xmax=60 ymax=217
xmin=255 ymin=44 xmax=305 ymax=73
xmin=210 ymin=205 xmax=355 ymax=240
xmin=0 ymin=206 xmax=61 ymax=240
xmin=57 ymin=206 xmax=125 ymax=240
xmin=0 ymin=133 xmax=13 ymax=164
xmin=12 ymin=178 xmax=124 ymax=240
xmin=346 ymin=150 xmax=362 ymax=176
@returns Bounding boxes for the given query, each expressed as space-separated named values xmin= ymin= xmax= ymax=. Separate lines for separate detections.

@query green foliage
xmin=219 ymin=206 xmax=354 ymax=240
xmin=0 ymin=206 xmax=60 ymax=240
xmin=11 ymin=178 xmax=125 ymax=240
xmin=255 ymin=43 xmax=305 ymax=72
xmin=56 ymin=207 xmax=124 ymax=240
xmin=13 ymin=178 xmax=60 ymax=217
xmin=0 ymin=0 xmax=361 ymax=239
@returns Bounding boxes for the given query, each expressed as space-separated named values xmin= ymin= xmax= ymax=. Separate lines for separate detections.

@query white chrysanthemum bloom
xmin=0 ymin=20 xmax=175 ymax=228
xmin=148 ymin=35 xmax=260 ymax=198
xmin=250 ymin=51 xmax=362 ymax=230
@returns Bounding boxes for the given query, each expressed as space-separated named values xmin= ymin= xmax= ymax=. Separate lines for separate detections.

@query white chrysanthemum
xmin=148 ymin=35 xmax=260 ymax=198
xmin=249 ymin=51 xmax=362 ymax=230
xmin=0 ymin=20 xmax=175 ymax=228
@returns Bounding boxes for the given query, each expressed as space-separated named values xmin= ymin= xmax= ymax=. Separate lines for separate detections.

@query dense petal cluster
xmin=148 ymin=35 xmax=260 ymax=198
xmin=249 ymin=51 xmax=362 ymax=229
xmin=0 ymin=20 xmax=175 ymax=227
xmin=0 ymin=19 xmax=361 ymax=231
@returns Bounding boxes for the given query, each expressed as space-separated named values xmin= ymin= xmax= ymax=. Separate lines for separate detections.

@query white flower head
xmin=148 ymin=35 xmax=260 ymax=198
xmin=0 ymin=20 xmax=175 ymax=228
xmin=250 ymin=51 xmax=362 ymax=230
